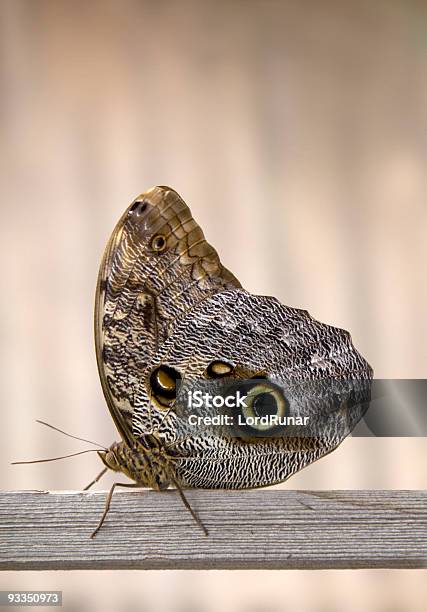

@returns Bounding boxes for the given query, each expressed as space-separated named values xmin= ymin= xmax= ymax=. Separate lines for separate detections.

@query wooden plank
xmin=0 ymin=490 xmax=426 ymax=570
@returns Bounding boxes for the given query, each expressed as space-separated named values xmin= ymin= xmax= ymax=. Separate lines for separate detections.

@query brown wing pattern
xmin=94 ymin=186 xmax=241 ymax=445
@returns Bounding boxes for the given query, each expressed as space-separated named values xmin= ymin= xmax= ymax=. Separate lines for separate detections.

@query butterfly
xmin=92 ymin=186 xmax=372 ymax=537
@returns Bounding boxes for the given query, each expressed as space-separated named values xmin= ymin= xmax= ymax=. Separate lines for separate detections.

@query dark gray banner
xmin=353 ymin=379 xmax=427 ymax=436
xmin=170 ymin=378 xmax=426 ymax=440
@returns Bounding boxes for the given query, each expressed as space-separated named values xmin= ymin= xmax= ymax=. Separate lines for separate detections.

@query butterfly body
xmin=98 ymin=441 xmax=171 ymax=490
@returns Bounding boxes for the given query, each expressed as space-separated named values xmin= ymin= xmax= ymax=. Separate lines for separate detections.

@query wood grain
xmin=0 ymin=490 xmax=426 ymax=570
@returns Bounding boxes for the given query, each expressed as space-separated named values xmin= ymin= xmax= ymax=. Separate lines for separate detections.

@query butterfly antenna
xmin=11 ymin=449 xmax=102 ymax=465
xmin=35 ymin=419 xmax=107 ymax=450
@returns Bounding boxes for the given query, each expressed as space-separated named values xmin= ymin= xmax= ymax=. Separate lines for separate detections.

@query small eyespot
xmin=129 ymin=200 xmax=148 ymax=216
xmin=205 ymin=360 xmax=234 ymax=379
xmin=149 ymin=364 xmax=182 ymax=408
xmin=151 ymin=234 xmax=166 ymax=252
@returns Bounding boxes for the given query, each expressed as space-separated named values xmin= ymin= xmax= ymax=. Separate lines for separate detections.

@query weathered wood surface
xmin=0 ymin=490 xmax=426 ymax=570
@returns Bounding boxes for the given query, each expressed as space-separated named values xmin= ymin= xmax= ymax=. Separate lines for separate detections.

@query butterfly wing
xmin=95 ymin=186 xmax=241 ymax=446
xmin=133 ymin=289 xmax=372 ymax=488
xmin=96 ymin=185 xmax=372 ymax=488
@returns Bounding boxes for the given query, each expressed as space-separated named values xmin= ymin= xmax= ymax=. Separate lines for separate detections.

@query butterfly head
xmin=97 ymin=448 xmax=121 ymax=472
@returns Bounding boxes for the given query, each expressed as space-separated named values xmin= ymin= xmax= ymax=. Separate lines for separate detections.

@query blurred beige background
xmin=0 ymin=0 xmax=426 ymax=610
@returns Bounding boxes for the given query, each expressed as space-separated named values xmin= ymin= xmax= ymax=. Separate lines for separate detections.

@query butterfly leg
xmin=83 ymin=467 xmax=108 ymax=491
xmin=172 ymin=478 xmax=208 ymax=536
xmin=90 ymin=481 xmax=140 ymax=539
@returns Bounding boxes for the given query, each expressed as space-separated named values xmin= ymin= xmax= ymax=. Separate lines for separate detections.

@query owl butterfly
xmin=92 ymin=186 xmax=372 ymax=537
